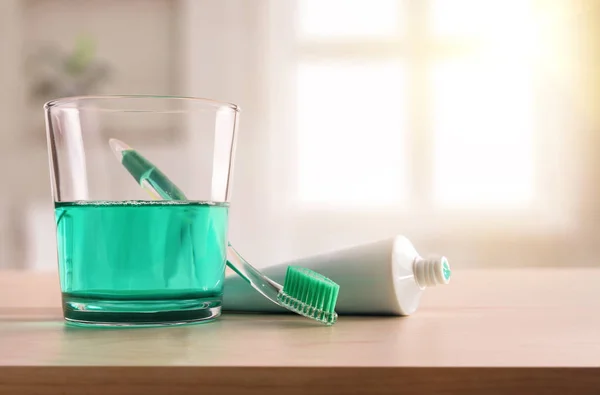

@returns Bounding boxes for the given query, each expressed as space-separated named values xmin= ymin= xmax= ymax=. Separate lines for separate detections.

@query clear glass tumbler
xmin=44 ymin=95 xmax=239 ymax=326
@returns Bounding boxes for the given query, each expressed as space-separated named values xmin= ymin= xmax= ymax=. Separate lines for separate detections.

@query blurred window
xmin=295 ymin=0 xmax=537 ymax=209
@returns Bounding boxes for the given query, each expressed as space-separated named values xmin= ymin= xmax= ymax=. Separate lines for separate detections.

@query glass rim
xmin=44 ymin=94 xmax=240 ymax=112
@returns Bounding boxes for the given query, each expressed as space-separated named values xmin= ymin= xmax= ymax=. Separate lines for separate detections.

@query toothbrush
xmin=108 ymin=138 xmax=340 ymax=325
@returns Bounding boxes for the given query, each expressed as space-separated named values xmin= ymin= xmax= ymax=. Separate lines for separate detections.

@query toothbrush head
xmin=277 ymin=266 xmax=340 ymax=325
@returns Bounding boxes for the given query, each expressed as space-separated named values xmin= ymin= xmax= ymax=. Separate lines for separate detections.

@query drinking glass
xmin=44 ymin=95 xmax=239 ymax=326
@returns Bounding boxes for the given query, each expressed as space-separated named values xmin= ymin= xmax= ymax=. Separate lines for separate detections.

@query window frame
xmin=265 ymin=0 xmax=578 ymax=240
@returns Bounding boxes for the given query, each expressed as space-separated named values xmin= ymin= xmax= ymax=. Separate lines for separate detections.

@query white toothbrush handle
xmin=226 ymin=243 xmax=283 ymax=306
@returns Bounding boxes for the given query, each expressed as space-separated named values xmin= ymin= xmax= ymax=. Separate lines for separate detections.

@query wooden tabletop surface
xmin=0 ymin=269 xmax=599 ymax=394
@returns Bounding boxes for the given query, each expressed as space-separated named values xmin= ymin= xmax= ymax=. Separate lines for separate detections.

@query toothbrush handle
xmin=226 ymin=243 xmax=283 ymax=306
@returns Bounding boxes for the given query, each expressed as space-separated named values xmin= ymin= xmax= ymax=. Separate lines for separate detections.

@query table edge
xmin=0 ymin=366 xmax=599 ymax=395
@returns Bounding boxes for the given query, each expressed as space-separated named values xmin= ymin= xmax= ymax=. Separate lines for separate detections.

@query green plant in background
xmin=28 ymin=34 xmax=112 ymax=100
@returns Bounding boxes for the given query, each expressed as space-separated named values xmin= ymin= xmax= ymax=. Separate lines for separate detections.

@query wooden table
xmin=0 ymin=269 xmax=599 ymax=394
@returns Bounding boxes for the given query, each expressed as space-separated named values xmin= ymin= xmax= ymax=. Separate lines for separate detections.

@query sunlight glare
xmin=298 ymin=0 xmax=400 ymax=38
xmin=432 ymin=56 xmax=534 ymax=208
xmin=296 ymin=61 xmax=406 ymax=206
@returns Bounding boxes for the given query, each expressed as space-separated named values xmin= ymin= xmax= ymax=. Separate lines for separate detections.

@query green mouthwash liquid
xmin=55 ymin=200 xmax=228 ymax=326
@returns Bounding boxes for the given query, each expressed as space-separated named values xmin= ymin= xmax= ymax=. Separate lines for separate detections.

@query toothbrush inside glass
xmin=107 ymin=138 xmax=340 ymax=325
xmin=109 ymin=138 xmax=187 ymax=200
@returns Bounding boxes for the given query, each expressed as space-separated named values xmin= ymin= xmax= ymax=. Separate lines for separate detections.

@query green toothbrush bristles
xmin=277 ymin=266 xmax=340 ymax=325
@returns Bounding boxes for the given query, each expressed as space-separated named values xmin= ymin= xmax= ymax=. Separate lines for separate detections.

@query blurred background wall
xmin=0 ymin=0 xmax=597 ymax=272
